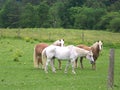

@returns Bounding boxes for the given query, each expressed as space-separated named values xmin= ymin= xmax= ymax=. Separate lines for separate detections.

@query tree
xmin=109 ymin=1 xmax=120 ymax=11
xmin=109 ymin=17 xmax=120 ymax=32
xmin=69 ymin=7 xmax=106 ymax=29
xmin=20 ymin=3 xmax=36 ymax=28
xmin=98 ymin=12 xmax=120 ymax=30
xmin=0 ymin=0 xmax=21 ymax=28
xmin=36 ymin=2 xmax=49 ymax=28
xmin=48 ymin=1 xmax=63 ymax=28
xmin=84 ymin=0 xmax=106 ymax=8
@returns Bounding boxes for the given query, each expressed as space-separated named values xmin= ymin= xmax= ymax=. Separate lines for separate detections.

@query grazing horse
xmin=42 ymin=45 xmax=94 ymax=74
xmin=33 ymin=39 xmax=64 ymax=69
xmin=75 ymin=41 xmax=103 ymax=70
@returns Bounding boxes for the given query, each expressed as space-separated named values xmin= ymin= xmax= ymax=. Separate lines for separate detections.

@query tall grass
xmin=0 ymin=28 xmax=120 ymax=47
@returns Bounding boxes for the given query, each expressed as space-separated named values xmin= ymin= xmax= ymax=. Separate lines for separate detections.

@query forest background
xmin=0 ymin=0 xmax=120 ymax=32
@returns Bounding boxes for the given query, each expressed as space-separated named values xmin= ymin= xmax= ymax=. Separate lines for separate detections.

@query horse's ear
xmin=63 ymin=39 xmax=64 ymax=41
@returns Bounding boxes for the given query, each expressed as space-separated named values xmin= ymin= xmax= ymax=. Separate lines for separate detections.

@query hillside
xmin=0 ymin=28 xmax=120 ymax=48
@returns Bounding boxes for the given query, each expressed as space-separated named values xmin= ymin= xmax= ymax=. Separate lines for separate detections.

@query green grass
xmin=0 ymin=28 xmax=120 ymax=90
xmin=0 ymin=28 xmax=120 ymax=47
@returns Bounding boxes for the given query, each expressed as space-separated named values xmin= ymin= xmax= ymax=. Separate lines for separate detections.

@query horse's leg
xmin=37 ymin=58 xmax=41 ymax=68
xmin=71 ymin=60 xmax=76 ymax=74
xmin=38 ymin=55 xmax=43 ymax=68
xmin=92 ymin=62 xmax=96 ymax=70
xmin=74 ymin=58 xmax=78 ymax=68
xmin=64 ymin=60 xmax=70 ymax=73
xmin=80 ymin=57 xmax=84 ymax=69
xmin=50 ymin=59 xmax=56 ymax=73
xmin=45 ymin=59 xmax=50 ymax=73
xmin=42 ymin=55 xmax=46 ymax=70
xmin=58 ymin=59 xmax=62 ymax=70
xmin=33 ymin=54 xmax=39 ymax=68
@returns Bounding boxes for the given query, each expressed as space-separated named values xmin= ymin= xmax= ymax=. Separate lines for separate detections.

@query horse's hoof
xmin=72 ymin=71 xmax=76 ymax=74
xmin=59 ymin=68 xmax=62 ymax=70
xmin=45 ymin=71 xmax=48 ymax=73
xmin=53 ymin=71 xmax=56 ymax=73
xmin=64 ymin=71 xmax=67 ymax=74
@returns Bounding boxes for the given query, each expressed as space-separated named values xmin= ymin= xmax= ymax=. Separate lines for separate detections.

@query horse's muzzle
xmin=90 ymin=61 xmax=94 ymax=64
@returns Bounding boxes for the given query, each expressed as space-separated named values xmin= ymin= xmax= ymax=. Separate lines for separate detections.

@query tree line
xmin=0 ymin=0 xmax=120 ymax=32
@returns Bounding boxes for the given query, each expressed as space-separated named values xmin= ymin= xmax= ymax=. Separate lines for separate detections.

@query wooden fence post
xmin=107 ymin=49 xmax=115 ymax=90
xmin=81 ymin=31 xmax=84 ymax=42
xmin=17 ymin=28 xmax=21 ymax=38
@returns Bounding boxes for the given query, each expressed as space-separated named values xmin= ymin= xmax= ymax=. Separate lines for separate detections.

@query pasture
xmin=0 ymin=28 xmax=120 ymax=90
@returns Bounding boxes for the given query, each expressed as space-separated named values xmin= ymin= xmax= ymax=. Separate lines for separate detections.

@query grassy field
xmin=0 ymin=28 xmax=120 ymax=90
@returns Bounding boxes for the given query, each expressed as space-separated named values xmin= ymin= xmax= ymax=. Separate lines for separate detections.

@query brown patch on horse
xmin=34 ymin=43 xmax=48 ymax=68
xmin=35 ymin=43 xmax=48 ymax=56
xmin=91 ymin=44 xmax=100 ymax=61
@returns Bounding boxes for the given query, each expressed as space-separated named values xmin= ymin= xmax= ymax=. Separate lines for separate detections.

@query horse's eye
xmin=90 ymin=55 xmax=92 ymax=57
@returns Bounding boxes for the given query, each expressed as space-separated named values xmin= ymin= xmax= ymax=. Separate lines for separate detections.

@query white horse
xmin=42 ymin=45 xmax=94 ymax=74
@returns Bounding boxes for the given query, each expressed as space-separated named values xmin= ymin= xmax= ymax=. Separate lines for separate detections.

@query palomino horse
xmin=33 ymin=39 xmax=64 ymax=69
xmin=42 ymin=45 xmax=94 ymax=74
xmin=75 ymin=41 xmax=103 ymax=70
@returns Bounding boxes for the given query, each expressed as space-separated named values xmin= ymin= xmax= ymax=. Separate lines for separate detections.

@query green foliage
xmin=69 ymin=7 xmax=106 ymax=29
xmin=0 ymin=0 xmax=120 ymax=32
xmin=0 ymin=0 xmax=21 ymax=28
xmin=98 ymin=12 xmax=120 ymax=30
xmin=109 ymin=17 xmax=120 ymax=32
xmin=48 ymin=1 xmax=63 ymax=28
xmin=84 ymin=0 xmax=106 ymax=8
xmin=12 ymin=48 xmax=24 ymax=62
xmin=36 ymin=2 xmax=49 ymax=28
xmin=108 ymin=0 xmax=120 ymax=11
xmin=23 ymin=36 xmax=34 ymax=43
xmin=20 ymin=3 xmax=36 ymax=28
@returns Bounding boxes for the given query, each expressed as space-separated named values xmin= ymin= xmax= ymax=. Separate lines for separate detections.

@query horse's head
xmin=86 ymin=50 xmax=94 ymax=64
xmin=98 ymin=40 xmax=103 ymax=51
xmin=53 ymin=39 xmax=64 ymax=47
xmin=91 ymin=40 xmax=103 ymax=51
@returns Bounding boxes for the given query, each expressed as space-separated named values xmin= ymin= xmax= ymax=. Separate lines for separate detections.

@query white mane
xmin=52 ymin=39 xmax=64 ymax=47
xmin=91 ymin=41 xmax=103 ymax=51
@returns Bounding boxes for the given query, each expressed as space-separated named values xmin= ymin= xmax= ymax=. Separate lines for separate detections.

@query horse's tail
xmin=33 ymin=45 xmax=38 ymax=68
xmin=42 ymin=48 xmax=47 ymax=69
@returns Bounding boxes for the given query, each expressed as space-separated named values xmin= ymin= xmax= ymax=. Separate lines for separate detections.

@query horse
xmin=33 ymin=39 xmax=64 ymax=69
xmin=42 ymin=45 xmax=94 ymax=74
xmin=75 ymin=40 xmax=103 ymax=70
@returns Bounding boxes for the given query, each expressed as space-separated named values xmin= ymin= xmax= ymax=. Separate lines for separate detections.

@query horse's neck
xmin=91 ymin=44 xmax=100 ymax=55
xmin=75 ymin=47 xmax=89 ymax=57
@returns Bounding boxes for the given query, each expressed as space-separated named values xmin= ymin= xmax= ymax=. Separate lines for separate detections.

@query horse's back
xmin=46 ymin=45 xmax=72 ymax=60
xmin=77 ymin=44 xmax=91 ymax=51
xmin=35 ymin=43 xmax=48 ymax=54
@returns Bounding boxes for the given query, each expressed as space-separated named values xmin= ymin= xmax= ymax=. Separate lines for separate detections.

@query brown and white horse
xmin=75 ymin=41 xmax=103 ymax=70
xmin=33 ymin=39 xmax=64 ymax=69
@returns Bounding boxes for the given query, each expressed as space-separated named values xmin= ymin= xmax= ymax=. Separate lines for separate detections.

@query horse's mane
xmin=90 ymin=42 xmax=100 ymax=60
xmin=91 ymin=42 xmax=99 ymax=49
xmin=52 ymin=39 xmax=64 ymax=46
